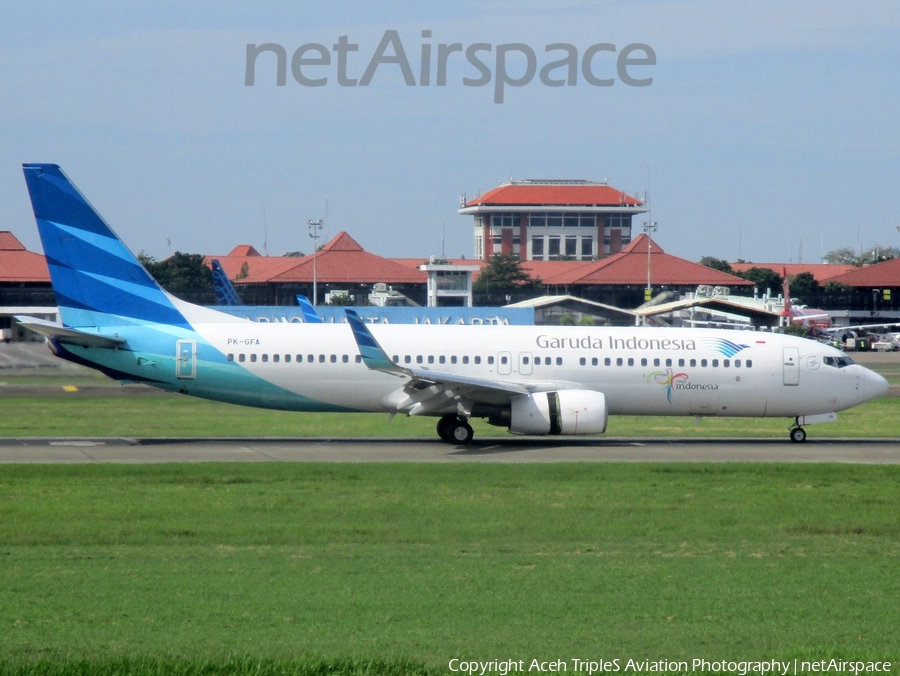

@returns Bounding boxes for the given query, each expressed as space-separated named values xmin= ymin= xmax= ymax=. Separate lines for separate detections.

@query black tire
xmin=436 ymin=415 xmax=455 ymax=442
xmin=789 ymin=427 xmax=807 ymax=443
xmin=449 ymin=420 xmax=474 ymax=445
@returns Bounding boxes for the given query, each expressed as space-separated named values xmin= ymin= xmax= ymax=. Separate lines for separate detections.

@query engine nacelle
xmin=509 ymin=390 xmax=608 ymax=435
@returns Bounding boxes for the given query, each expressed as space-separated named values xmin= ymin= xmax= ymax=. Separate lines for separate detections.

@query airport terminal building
xmin=458 ymin=179 xmax=648 ymax=262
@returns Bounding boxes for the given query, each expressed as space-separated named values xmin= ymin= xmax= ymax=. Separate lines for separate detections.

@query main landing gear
xmin=789 ymin=426 xmax=807 ymax=443
xmin=437 ymin=415 xmax=474 ymax=445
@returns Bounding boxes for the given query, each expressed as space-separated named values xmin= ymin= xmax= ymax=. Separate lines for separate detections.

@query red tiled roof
xmin=541 ymin=234 xmax=751 ymax=287
xmin=0 ymin=231 xmax=51 ymax=283
xmin=465 ymin=183 xmax=643 ymax=208
xmin=827 ymin=258 xmax=900 ymax=287
xmin=731 ymin=263 xmax=854 ymax=284
xmin=212 ymin=232 xmax=427 ymax=285
xmin=0 ymin=231 xmax=27 ymax=251
xmin=228 ymin=244 xmax=261 ymax=257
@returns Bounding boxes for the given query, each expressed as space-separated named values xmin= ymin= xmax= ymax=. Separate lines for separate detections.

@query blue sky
xmin=1 ymin=1 xmax=898 ymax=264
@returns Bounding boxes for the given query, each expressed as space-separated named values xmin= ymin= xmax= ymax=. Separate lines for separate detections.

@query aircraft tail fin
xmin=211 ymin=259 xmax=242 ymax=306
xmin=296 ymin=295 xmax=323 ymax=323
xmin=22 ymin=164 xmax=189 ymax=328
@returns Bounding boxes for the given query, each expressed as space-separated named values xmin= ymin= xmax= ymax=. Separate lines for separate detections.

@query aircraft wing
xmin=15 ymin=316 xmax=126 ymax=349
xmin=345 ymin=309 xmax=566 ymax=416
xmin=822 ymin=321 xmax=900 ymax=333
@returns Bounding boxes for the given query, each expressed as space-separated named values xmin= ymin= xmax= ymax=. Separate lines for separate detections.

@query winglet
xmin=211 ymin=260 xmax=242 ymax=306
xmin=296 ymin=295 xmax=323 ymax=323
xmin=345 ymin=309 xmax=400 ymax=373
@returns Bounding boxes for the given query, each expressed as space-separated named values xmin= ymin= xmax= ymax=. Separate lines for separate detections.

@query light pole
xmin=643 ymin=220 xmax=658 ymax=303
xmin=308 ymin=219 xmax=323 ymax=305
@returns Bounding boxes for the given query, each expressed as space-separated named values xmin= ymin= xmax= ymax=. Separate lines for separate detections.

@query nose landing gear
xmin=789 ymin=426 xmax=807 ymax=443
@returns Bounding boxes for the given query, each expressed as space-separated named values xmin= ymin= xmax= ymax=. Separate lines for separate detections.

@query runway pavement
xmin=1 ymin=436 xmax=899 ymax=464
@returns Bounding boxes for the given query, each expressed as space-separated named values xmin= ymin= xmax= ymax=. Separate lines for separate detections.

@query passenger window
xmin=239 ymin=354 xmax=246 ymax=362
xmin=653 ymin=358 xmax=660 ymax=367
xmin=665 ymin=358 xmax=672 ymax=367
xmin=746 ymin=359 xmax=753 ymax=368
xmin=487 ymin=356 xmax=494 ymax=365
xmin=450 ymin=356 xmax=457 ymax=364
xmin=734 ymin=359 xmax=740 ymax=367
xmin=579 ymin=357 xmax=586 ymax=366
xmin=296 ymin=355 xmax=302 ymax=363
xmin=227 ymin=353 xmax=234 ymax=362
xmin=712 ymin=359 xmax=719 ymax=367
xmin=439 ymin=356 xmax=446 ymax=364
xmin=501 ymin=356 xmax=508 ymax=365
xmin=250 ymin=354 xmax=257 ymax=363
xmin=475 ymin=356 xmax=481 ymax=364
xmin=641 ymin=358 xmax=647 ymax=367
xmin=523 ymin=356 xmax=530 ymax=365
xmin=627 ymin=358 xmax=634 ymax=366
xmin=545 ymin=357 xmax=552 ymax=365
xmin=604 ymin=358 xmax=611 ymax=366
xmin=308 ymin=355 xmax=314 ymax=363
xmin=723 ymin=359 xmax=730 ymax=367
xmin=342 ymin=355 xmax=349 ymax=363
xmin=416 ymin=355 xmax=423 ymax=364
xmin=262 ymin=354 xmax=268 ymax=363
xmin=285 ymin=355 xmax=291 ymax=363
xmin=428 ymin=355 xmax=434 ymax=364
xmin=556 ymin=357 xmax=562 ymax=365
xmin=355 ymin=355 xmax=362 ymax=363
xmin=616 ymin=358 xmax=623 ymax=366
xmin=405 ymin=355 xmax=411 ymax=364
xmin=591 ymin=357 xmax=598 ymax=366
xmin=678 ymin=359 xmax=685 ymax=367
xmin=701 ymin=359 xmax=708 ymax=367
xmin=319 ymin=355 xmax=325 ymax=363
xmin=273 ymin=354 xmax=280 ymax=363
xmin=463 ymin=356 xmax=469 ymax=364
xmin=392 ymin=355 xmax=399 ymax=363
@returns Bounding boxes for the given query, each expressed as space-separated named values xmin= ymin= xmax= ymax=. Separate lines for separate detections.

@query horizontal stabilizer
xmin=15 ymin=315 xmax=125 ymax=349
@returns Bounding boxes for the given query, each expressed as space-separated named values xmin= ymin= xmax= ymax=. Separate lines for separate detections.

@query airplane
xmin=16 ymin=164 xmax=890 ymax=445
xmin=210 ymin=259 xmax=242 ymax=306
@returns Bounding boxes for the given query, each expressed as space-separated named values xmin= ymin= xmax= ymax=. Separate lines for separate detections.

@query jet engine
xmin=509 ymin=390 xmax=608 ymax=435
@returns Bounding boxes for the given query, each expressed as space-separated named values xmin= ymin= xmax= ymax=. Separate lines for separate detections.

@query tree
xmin=283 ymin=251 xmax=305 ymax=257
xmin=789 ymin=271 xmax=819 ymax=298
xmin=823 ymin=245 xmax=900 ymax=266
xmin=473 ymin=254 xmax=540 ymax=292
xmin=823 ymin=280 xmax=851 ymax=293
xmin=700 ymin=256 xmax=734 ymax=274
xmin=822 ymin=247 xmax=859 ymax=266
xmin=138 ymin=251 xmax=214 ymax=293
xmin=737 ymin=267 xmax=783 ymax=292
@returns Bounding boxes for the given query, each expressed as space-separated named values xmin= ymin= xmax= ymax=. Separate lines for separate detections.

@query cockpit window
xmin=824 ymin=355 xmax=855 ymax=368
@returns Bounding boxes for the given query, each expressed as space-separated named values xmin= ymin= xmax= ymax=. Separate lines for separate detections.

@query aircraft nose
xmin=864 ymin=368 xmax=890 ymax=399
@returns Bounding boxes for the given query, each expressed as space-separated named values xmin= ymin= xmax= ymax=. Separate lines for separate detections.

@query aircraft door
xmin=782 ymin=347 xmax=800 ymax=386
xmin=176 ymin=339 xmax=196 ymax=379
xmin=518 ymin=352 xmax=533 ymax=375
xmin=498 ymin=351 xmax=512 ymax=375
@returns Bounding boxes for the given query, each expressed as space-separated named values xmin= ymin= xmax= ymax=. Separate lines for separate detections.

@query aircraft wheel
xmin=789 ymin=427 xmax=807 ymax=443
xmin=436 ymin=415 xmax=456 ymax=442
xmin=448 ymin=419 xmax=474 ymax=445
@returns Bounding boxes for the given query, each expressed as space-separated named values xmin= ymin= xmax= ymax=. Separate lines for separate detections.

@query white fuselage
xmin=178 ymin=318 xmax=885 ymax=418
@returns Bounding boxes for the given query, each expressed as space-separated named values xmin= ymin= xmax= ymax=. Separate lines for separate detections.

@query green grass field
xmin=1 ymin=392 xmax=899 ymax=439
xmin=1 ymin=463 xmax=898 ymax=674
